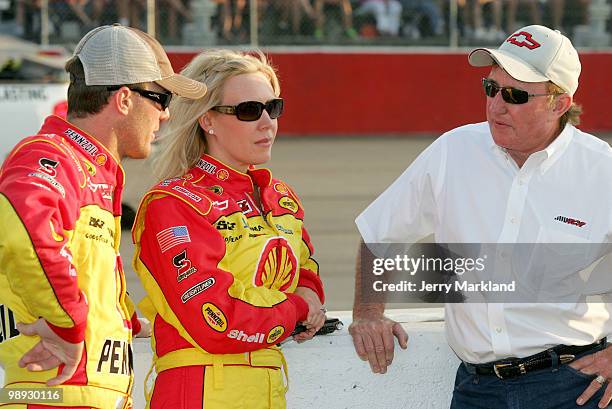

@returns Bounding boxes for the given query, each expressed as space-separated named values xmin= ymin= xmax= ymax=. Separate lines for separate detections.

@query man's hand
xmin=570 ymin=345 xmax=612 ymax=407
xmin=293 ymin=286 xmax=325 ymax=343
xmin=16 ymin=319 xmax=84 ymax=386
xmin=349 ymin=313 xmax=408 ymax=374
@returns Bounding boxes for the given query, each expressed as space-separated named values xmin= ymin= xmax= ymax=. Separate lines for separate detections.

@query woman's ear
xmin=198 ymin=113 xmax=213 ymax=133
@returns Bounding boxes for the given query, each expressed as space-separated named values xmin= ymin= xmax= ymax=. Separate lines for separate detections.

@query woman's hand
xmin=292 ymin=286 xmax=326 ymax=343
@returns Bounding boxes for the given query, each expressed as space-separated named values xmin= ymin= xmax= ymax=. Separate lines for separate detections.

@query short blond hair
xmin=154 ymin=50 xmax=280 ymax=181
xmin=547 ymin=82 xmax=582 ymax=128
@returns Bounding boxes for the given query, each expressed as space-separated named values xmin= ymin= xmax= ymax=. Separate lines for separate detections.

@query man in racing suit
xmin=132 ymin=154 xmax=325 ymax=409
xmin=0 ymin=25 xmax=206 ymax=408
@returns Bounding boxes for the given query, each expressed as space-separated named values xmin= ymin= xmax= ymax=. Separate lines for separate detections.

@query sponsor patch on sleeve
xmin=202 ymin=302 xmax=227 ymax=332
xmin=181 ymin=277 xmax=215 ymax=303
xmin=172 ymin=185 xmax=202 ymax=202
xmin=266 ymin=325 xmax=285 ymax=343
xmin=156 ymin=225 xmax=191 ymax=253
xmin=278 ymin=197 xmax=298 ymax=213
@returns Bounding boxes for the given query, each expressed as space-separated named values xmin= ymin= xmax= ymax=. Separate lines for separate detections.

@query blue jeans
xmin=451 ymin=350 xmax=608 ymax=409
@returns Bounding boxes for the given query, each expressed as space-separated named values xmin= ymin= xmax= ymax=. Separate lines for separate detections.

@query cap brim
xmin=468 ymin=48 xmax=548 ymax=84
xmin=156 ymin=74 xmax=207 ymax=99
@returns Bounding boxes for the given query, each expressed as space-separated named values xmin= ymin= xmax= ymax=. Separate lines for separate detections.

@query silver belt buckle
xmin=493 ymin=363 xmax=512 ymax=379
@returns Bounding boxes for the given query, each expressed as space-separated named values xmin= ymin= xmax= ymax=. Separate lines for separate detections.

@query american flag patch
xmin=157 ymin=226 xmax=191 ymax=253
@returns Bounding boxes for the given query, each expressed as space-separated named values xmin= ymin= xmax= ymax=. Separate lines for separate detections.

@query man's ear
xmin=198 ymin=112 xmax=213 ymax=132
xmin=111 ymin=87 xmax=131 ymax=115
xmin=553 ymin=93 xmax=572 ymax=119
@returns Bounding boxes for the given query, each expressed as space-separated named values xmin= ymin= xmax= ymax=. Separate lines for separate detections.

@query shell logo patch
xmin=217 ymin=169 xmax=229 ymax=181
xmin=278 ymin=197 xmax=298 ymax=213
xmin=254 ymin=237 xmax=297 ymax=291
xmin=274 ymin=182 xmax=289 ymax=194
xmin=266 ymin=325 xmax=285 ymax=344
xmin=202 ymin=302 xmax=228 ymax=332
xmin=95 ymin=153 xmax=107 ymax=166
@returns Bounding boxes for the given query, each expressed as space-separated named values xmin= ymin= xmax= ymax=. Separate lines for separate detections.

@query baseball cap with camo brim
xmin=72 ymin=24 xmax=206 ymax=99
xmin=468 ymin=25 xmax=581 ymax=96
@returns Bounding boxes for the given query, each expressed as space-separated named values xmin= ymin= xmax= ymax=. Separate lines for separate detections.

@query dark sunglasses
xmin=107 ymin=86 xmax=173 ymax=110
xmin=211 ymin=98 xmax=284 ymax=121
xmin=482 ymin=78 xmax=560 ymax=105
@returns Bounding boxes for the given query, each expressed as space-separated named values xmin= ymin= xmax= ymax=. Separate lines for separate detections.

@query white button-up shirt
xmin=355 ymin=122 xmax=612 ymax=363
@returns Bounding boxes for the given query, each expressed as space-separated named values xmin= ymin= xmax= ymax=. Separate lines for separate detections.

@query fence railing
xmin=0 ymin=0 xmax=610 ymax=48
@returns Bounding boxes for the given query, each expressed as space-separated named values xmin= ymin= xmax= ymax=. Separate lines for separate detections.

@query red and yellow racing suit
xmin=0 ymin=116 xmax=135 ymax=408
xmin=132 ymin=154 xmax=324 ymax=409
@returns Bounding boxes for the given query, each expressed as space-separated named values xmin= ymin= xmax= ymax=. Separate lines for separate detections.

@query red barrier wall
xmin=167 ymin=51 xmax=612 ymax=135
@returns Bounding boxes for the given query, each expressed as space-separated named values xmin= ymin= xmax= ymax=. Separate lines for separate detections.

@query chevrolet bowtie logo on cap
xmin=506 ymin=31 xmax=542 ymax=50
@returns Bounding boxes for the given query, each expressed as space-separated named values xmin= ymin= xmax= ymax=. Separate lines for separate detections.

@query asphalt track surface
xmin=120 ymin=133 xmax=612 ymax=311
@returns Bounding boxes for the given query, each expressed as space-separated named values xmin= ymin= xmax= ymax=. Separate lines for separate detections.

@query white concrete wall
xmin=2 ymin=309 xmax=460 ymax=409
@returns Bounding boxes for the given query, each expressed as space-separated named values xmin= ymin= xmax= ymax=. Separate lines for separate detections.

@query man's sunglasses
xmin=211 ymin=98 xmax=284 ymax=121
xmin=107 ymin=86 xmax=173 ymax=110
xmin=482 ymin=78 xmax=560 ymax=105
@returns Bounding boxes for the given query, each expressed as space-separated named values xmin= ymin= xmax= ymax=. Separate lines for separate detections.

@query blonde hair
xmin=154 ymin=49 xmax=281 ymax=181
xmin=547 ymin=82 xmax=582 ymax=128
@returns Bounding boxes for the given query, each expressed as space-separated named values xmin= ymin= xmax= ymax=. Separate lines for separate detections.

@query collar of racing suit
xmin=38 ymin=115 xmax=125 ymax=215
xmin=188 ymin=154 xmax=273 ymax=193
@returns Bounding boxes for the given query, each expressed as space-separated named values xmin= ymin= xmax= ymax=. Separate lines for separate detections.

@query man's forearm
xmin=353 ymin=239 xmax=385 ymax=318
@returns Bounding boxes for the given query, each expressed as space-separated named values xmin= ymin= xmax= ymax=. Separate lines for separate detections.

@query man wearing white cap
xmin=350 ymin=25 xmax=612 ymax=408
xmin=0 ymin=25 xmax=206 ymax=408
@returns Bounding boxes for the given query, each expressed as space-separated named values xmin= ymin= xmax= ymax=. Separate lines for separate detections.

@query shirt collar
xmin=190 ymin=154 xmax=272 ymax=191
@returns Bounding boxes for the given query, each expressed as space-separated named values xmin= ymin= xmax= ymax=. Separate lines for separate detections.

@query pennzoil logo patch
xmin=278 ymin=197 xmax=298 ymax=213
xmin=266 ymin=325 xmax=285 ymax=344
xmin=202 ymin=303 xmax=227 ymax=332
xmin=197 ymin=159 xmax=217 ymax=174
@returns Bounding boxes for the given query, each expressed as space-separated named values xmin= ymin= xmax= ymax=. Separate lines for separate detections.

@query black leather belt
xmin=464 ymin=338 xmax=607 ymax=380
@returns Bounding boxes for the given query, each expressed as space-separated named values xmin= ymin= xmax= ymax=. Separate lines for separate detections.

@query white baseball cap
xmin=72 ymin=24 xmax=207 ymax=99
xmin=468 ymin=25 xmax=581 ymax=96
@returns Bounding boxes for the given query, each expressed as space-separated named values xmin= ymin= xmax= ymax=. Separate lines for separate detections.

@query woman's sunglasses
xmin=211 ymin=98 xmax=284 ymax=121
xmin=482 ymin=78 xmax=560 ymax=105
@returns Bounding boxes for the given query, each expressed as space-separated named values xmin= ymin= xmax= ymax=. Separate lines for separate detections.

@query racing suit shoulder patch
xmin=148 ymin=179 xmax=213 ymax=216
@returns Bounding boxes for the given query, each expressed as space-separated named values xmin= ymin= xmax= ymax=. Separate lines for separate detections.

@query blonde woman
xmin=132 ymin=50 xmax=326 ymax=409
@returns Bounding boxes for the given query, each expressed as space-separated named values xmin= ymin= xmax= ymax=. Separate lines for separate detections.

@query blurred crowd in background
xmin=0 ymin=0 xmax=608 ymax=47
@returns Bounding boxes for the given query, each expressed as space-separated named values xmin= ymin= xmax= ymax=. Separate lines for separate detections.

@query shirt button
xmin=496 ymin=327 xmax=503 ymax=333
xmin=510 ymin=217 xmax=516 ymax=224
xmin=518 ymin=179 xmax=524 ymax=186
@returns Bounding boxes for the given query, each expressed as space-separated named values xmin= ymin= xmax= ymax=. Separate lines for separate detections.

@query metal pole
xmin=40 ymin=0 xmax=49 ymax=46
xmin=250 ymin=0 xmax=258 ymax=48
xmin=449 ymin=0 xmax=458 ymax=48
xmin=147 ymin=0 xmax=156 ymax=37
